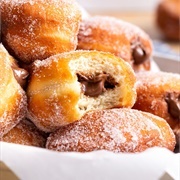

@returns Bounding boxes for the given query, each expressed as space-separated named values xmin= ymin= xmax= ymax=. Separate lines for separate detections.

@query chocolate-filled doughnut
xmin=27 ymin=51 xmax=136 ymax=132
xmin=77 ymin=16 xmax=153 ymax=72
xmin=46 ymin=108 xmax=175 ymax=153
xmin=0 ymin=0 xmax=82 ymax=63
xmin=1 ymin=119 xmax=47 ymax=148
xmin=0 ymin=44 xmax=27 ymax=137
xmin=133 ymin=71 xmax=180 ymax=145
xmin=156 ymin=0 xmax=180 ymax=41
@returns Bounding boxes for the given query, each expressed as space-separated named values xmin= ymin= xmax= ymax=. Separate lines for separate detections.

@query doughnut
xmin=0 ymin=44 xmax=27 ymax=138
xmin=133 ymin=71 xmax=180 ymax=146
xmin=156 ymin=0 xmax=180 ymax=41
xmin=0 ymin=0 xmax=82 ymax=63
xmin=1 ymin=119 xmax=47 ymax=148
xmin=46 ymin=108 xmax=175 ymax=153
xmin=0 ymin=44 xmax=29 ymax=88
xmin=27 ymin=50 xmax=136 ymax=132
xmin=77 ymin=16 xmax=153 ymax=72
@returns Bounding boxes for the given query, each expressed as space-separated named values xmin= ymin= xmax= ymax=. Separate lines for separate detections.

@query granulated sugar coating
xmin=77 ymin=16 xmax=153 ymax=72
xmin=46 ymin=108 xmax=175 ymax=153
xmin=134 ymin=71 xmax=180 ymax=123
xmin=0 ymin=0 xmax=82 ymax=63
xmin=79 ymin=16 xmax=149 ymax=40
xmin=0 ymin=89 xmax=27 ymax=138
xmin=1 ymin=119 xmax=46 ymax=147
xmin=133 ymin=71 xmax=180 ymax=147
xmin=27 ymin=51 xmax=136 ymax=132
xmin=135 ymin=71 xmax=180 ymax=88
xmin=0 ymin=45 xmax=27 ymax=138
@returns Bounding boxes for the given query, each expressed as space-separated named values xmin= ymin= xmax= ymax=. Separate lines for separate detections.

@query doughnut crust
xmin=46 ymin=108 xmax=175 ymax=153
xmin=0 ymin=44 xmax=27 ymax=137
xmin=156 ymin=0 xmax=180 ymax=41
xmin=133 ymin=71 xmax=180 ymax=145
xmin=27 ymin=51 xmax=136 ymax=132
xmin=77 ymin=16 xmax=153 ymax=72
xmin=0 ymin=0 xmax=82 ymax=63
xmin=0 ymin=44 xmax=29 ymax=88
xmin=1 ymin=119 xmax=47 ymax=148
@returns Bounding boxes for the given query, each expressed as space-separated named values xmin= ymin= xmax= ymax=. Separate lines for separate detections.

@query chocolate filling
xmin=165 ymin=93 xmax=180 ymax=120
xmin=11 ymin=63 xmax=29 ymax=88
xmin=77 ymin=73 xmax=117 ymax=97
xmin=131 ymin=40 xmax=148 ymax=65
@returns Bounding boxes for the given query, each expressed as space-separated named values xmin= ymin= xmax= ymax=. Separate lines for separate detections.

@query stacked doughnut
xmin=77 ymin=16 xmax=153 ymax=72
xmin=133 ymin=72 xmax=180 ymax=149
xmin=0 ymin=0 xmax=178 ymax=153
xmin=46 ymin=108 xmax=175 ymax=152
xmin=0 ymin=0 xmax=82 ymax=64
xmin=1 ymin=119 xmax=47 ymax=148
xmin=0 ymin=44 xmax=27 ymax=138
xmin=0 ymin=0 xmax=82 ymax=146
xmin=27 ymin=51 xmax=137 ymax=132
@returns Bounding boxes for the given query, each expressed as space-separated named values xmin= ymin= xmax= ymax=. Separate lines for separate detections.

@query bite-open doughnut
xmin=27 ymin=50 xmax=136 ymax=132
xmin=0 ymin=0 xmax=82 ymax=63
xmin=46 ymin=108 xmax=175 ymax=153
xmin=77 ymin=16 xmax=153 ymax=72
xmin=0 ymin=44 xmax=27 ymax=137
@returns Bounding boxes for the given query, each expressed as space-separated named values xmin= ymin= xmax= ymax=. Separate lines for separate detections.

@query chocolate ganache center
xmin=131 ymin=40 xmax=148 ymax=65
xmin=77 ymin=73 xmax=117 ymax=97
xmin=11 ymin=63 xmax=29 ymax=88
xmin=165 ymin=93 xmax=180 ymax=120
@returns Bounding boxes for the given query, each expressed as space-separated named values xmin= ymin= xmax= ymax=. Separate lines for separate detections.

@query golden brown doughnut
xmin=77 ymin=16 xmax=153 ymax=72
xmin=0 ymin=0 xmax=82 ymax=63
xmin=27 ymin=50 xmax=136 ymax=132
xmin=0 ymin=44 xmax=27 ymax=137
xmin=133 ymin=71 xmax=180 ymax=145
xmin=1 ymin=119 xmax=47 ymax=148
xmin=46 ymin=108 xmax=175 ymax=153
xmin=0 ymin=44 xmax=29 ymax=88
xmin=156 ymin=0 xmax=180 ymax=41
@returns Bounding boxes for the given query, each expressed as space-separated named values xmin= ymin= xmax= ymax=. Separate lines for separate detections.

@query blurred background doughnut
xmin=156 ymin=0 xmax=180 ymax=41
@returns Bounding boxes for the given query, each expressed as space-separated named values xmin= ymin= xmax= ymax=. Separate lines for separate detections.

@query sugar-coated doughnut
xmin=77 ymin=16 xmax=153 ymax=72
xmin=1 ymin=119 xmax=47 ymax=148
xmin=0 ymin=44 xmax=29 ymax=88
xmin=133 ymin=71 xmax=180 ymax=146
xmin=27 ymin=50 xmax=136 ymax=132
xmin=0 ymin=44 xmax=27 ymax=137
xmin=156 ymin=0 xmax=180 ymax=41
xmin=46 ymin=108 xmax=175 ymax=153
xmin=0 ymin=0 xmax=82 ymax=63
